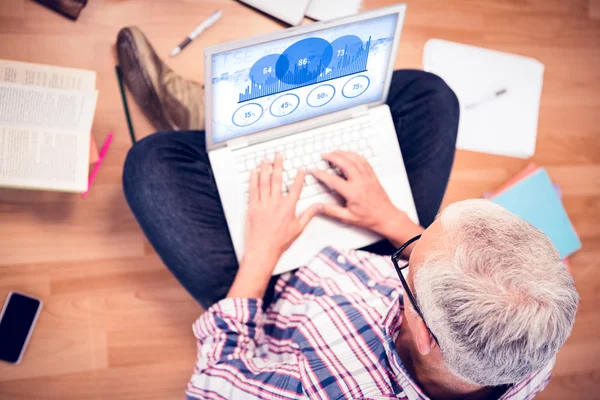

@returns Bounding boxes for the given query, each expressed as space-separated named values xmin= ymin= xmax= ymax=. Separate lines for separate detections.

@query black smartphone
xmin=0 ymin=292 xmax=43 ymax=365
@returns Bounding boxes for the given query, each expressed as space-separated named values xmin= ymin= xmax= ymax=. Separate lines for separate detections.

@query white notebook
xmin=423 ymin=39 xmax=544 ymax=159
xmin=0 ymin=60 xmax=98 ymax=192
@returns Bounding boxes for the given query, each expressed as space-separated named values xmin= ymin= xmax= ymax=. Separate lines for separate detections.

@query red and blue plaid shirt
xmin=186 ymin=247 xmax=553 ymax=399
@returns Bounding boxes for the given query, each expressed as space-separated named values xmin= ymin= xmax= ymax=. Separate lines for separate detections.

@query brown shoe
xmin=116 ymin=26 xmax=205 ymax=131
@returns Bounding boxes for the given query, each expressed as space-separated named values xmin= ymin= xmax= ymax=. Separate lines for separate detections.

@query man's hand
xmin=311 ymin=151 xmax=423 ymax=247
xmin=245 ymin=154 xmax=322 ymax=264
xmin=228 ymin=154 xmax=322 ymax=299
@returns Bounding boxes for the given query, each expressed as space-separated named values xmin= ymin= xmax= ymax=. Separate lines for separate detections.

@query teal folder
xmin=492 ymin=168 xmax=581 ymax=258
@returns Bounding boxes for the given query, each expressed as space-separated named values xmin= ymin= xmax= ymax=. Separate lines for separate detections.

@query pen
xmin=170 ymin=10 xmax=222 ymax=57
xmin=115 ymin=66 xmax=136 ymax=144
xmin=465 ymin=88 xmax=508 ymax=110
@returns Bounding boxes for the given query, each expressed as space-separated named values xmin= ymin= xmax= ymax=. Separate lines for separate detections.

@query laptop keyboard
xmin=235 ymin=121 xmax=382 ymax=199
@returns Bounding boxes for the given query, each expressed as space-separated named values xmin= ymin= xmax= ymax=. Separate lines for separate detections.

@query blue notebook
xmin=492 ymin=168 xmax=581 ymax=258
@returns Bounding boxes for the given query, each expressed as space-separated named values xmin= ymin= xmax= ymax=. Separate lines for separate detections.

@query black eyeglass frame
xmin=391 ymin=234 xmax=440 ymax=347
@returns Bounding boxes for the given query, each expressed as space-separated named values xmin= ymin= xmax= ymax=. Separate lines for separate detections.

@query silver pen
xmin=170 ymin=10 xmax=223 ymax=57
xmin=465 ymin=88 xmax=508 ymax=110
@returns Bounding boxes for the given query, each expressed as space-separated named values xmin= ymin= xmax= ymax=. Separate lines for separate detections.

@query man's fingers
xmin=320 ymin=203 xmax=355 ymax=224
xmin=271 ymin=153 xmax=284 ymax=197
xmin=298 ymin=203 xmax=323 ymax=230
xmin=259 ymin=160 xmax=270 ymax=200
xmin=288 ymin=169 xmax=306 ymax=201
xmin=322 ymin=152 xmax=360 ymax=178
xmin=341 ymin=151 xmax=371 ymax=174
xmin=311 ymin=169 xmax=351 ymax=198
xmin=249 ymin=168 xmax=259 ymax=203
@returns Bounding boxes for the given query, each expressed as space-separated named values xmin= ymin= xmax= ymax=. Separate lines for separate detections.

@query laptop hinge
xmin=351 ymin=105 xmax=369 ymax=119
xmin=226 ymin=137 xmax=250 ymax=150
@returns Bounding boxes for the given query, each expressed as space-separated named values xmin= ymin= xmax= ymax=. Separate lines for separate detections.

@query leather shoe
xmin=116 ymin=26 xmax=204 ymax=131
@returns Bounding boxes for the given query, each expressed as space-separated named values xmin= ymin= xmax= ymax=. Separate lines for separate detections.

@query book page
xmin=0 ymin=83 xmax=98 ymax=134
xmin=0 ymin=59 xmax=96 ymax=91
xmin=0 ymin=82 xmax=97 ymax=192
xmin=0 ymin=60 xmax=99 ymax=166
xmin=0 ymin=126 xmax=89 ymax=192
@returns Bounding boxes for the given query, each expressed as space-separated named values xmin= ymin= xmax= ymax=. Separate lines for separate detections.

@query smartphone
xmin=0 ymin=292 xmax=43 ymax=365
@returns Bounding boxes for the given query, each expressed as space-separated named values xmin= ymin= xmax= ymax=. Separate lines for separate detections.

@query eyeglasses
xmin=391 ymin=234 xmax=440 ymax=347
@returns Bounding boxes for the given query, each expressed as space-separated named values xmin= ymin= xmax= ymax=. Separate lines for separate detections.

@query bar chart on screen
xmin=238 ymin=35 xmax=371 ymax=103
xmin=212 ymin=13 xmax=399 ymax=143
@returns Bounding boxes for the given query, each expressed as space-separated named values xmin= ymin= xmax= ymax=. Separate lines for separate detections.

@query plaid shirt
xmin=186 ymin=247 xmax=554 ymax=400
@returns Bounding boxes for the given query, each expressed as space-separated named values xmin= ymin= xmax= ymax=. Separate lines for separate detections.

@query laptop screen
xmin=210 ymin=13 xmax=399 ymax=144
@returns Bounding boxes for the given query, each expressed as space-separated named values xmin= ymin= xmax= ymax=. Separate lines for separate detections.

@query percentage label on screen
xmin=233 ymin=103 xmax=263 ymax=127
xmin=343 ymin=75 xmax=370 ymax=99
xmin=270 ymin=93 xmax=300 ymax=117
xmin=307 ymin=84 xmax=335 ymax=108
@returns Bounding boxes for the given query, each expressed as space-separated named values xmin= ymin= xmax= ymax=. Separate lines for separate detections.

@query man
xmin=119 ymin=27 xmax=578 ymax=399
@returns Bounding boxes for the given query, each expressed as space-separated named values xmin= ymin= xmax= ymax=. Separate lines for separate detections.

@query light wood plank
xmin=0 ymin=185 xmax=144 ymax=265
xmin=591 ymin=0 xmax=600 ymax=19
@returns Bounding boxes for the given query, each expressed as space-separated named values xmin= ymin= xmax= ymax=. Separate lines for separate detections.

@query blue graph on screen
xmin=239 ymin=35 xmax=371 ymax=103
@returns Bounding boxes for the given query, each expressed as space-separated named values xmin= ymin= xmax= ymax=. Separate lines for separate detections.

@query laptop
xmin=205 ymin=4 xmax=418 ymax=275
xmin=238 ymin=0 xmax=311 ymax=26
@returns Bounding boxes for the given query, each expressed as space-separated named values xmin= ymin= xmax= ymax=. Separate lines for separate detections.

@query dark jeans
xmin=122 ymin=70 xmax=459 ymax=310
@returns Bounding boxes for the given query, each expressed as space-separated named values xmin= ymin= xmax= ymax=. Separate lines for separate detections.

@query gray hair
xmin=414 ymin=199 xmax=579 ymax=386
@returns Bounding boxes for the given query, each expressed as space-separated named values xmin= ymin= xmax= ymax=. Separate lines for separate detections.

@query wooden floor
xmin=0 ymin=0 xmax=599 ymax=398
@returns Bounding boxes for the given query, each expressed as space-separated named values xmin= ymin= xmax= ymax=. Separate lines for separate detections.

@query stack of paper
xmin=423 ymin=39 xmax=545 ymax=159
xmin=488 ymin=164 xmax=581 ymax=259
xmin=0 ymin=60 xmax=98 ymax=192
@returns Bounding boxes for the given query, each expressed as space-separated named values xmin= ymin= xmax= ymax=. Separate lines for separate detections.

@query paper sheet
xmin=423 ymin=39 xmax=544 ymax=159
xmin=306 ymin=0 xmax=362 ymax=21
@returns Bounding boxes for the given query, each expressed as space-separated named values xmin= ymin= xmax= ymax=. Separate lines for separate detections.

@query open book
xmin=0 ymin=60 xmax=98 ymax=192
